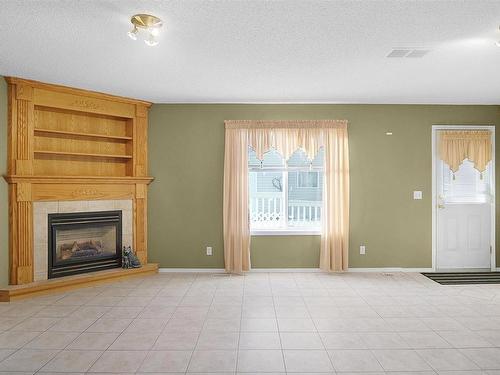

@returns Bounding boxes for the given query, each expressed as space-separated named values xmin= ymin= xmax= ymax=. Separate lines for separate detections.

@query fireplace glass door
xmin=48 ymin=211 xmax=122 ymax=278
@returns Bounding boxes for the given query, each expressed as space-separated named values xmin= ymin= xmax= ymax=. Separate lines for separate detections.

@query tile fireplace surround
xmin=33 ymin=200 xmax=133 ymax=281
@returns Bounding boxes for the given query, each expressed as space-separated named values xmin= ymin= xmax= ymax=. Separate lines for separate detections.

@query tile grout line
xmin=303 ymin=272 xmax=336 ymax=372
xmin=269 ymin=272 xmax=287 ymax=373
xmin=234 ymin=272 xmax=245 ymax=374
xmin=183 ymin=272 xmax=216 ymax=375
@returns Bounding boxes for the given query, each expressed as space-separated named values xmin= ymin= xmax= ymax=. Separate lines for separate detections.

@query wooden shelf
xmin=4 ymin=175 xmax=154 ymax=184
xmin=34 ymin=128 xmax=133 ymax=141
xmin=34 ymin=150 xmax=132 ymax=159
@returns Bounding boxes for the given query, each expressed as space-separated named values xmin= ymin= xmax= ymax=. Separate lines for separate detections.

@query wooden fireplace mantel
xmin=4 ymin=77 xmax=155 ymax=285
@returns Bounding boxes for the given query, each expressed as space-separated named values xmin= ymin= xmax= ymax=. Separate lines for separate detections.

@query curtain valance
xmin=225 ymin=120 xmax=348 ymax=161
xmin=439 ymin=130 xmax=492 ymax=173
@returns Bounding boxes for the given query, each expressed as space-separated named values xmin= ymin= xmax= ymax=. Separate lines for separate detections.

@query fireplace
xmin=48 ymin=210 xmax=122 ymax=278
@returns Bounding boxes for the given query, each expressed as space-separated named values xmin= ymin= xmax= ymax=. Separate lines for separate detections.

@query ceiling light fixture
xmin=127 ymin=26 xmax=138 ymax=40
xmin=127 ymin=14 xmax=162 ymax=46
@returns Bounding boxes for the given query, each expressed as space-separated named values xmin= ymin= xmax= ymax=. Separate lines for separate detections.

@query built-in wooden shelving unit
xmin=4 ymin=77 xmax=154 ymax=286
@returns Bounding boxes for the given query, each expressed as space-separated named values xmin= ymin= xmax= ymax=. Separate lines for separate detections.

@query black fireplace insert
xmin=48 ymin=210 xmax=122 ymax=278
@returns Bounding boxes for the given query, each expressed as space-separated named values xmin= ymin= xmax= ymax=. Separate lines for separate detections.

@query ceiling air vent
xmin=387 ymin=48 xmax=430 ymax=58
xmin=406 ymin=49 xmax=430 ymax=58
xmin=387 ymin=49 xmax=411 ymax=58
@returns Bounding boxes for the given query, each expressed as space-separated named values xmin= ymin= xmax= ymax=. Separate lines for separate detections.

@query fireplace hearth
xmin=48 ymin=210 xmax=122 ymax=278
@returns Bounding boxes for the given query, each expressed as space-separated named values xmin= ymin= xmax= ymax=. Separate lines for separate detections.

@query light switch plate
xmin=360 ymin=245 xmax=366 ymax=255
xmin=206 ymin=247 xmax=213 ymax=256
xmin=413 ymin=191 xmax=423 ymax=200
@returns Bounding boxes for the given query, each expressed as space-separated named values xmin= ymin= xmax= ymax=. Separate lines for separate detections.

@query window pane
xmin=248 ymin=147 xmax=261 ymax=168
xmin=442 ymin=159 xmax=492 ymax=203
xmin=249 ymin=147 xmax=285 ymax=168
xmin=249 ymin=171 xmax=285 ymax=229
xmin=288 ymin=170 xmax=323 ymax=228
xmin=287 ymin=148 xmax=309 ymax=167
xmin=262 ymin=148 xmax=285 ymax=167
xmin=287 ymin=147 xmax=324 ymax=168
xmin=312 ymin=147 xmax=324 ymax=168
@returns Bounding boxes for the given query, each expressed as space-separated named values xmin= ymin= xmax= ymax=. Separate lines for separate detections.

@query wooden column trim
xmin=134 ymin=106 xmax=148 ymax=177
xmin=9 ymin=183 xmax=34 ymax=284
xmin=14 ymin=84 xmax=34 ymax=175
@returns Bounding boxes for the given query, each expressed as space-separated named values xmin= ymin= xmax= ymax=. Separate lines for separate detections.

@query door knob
xmin=438 ymin=204 xmax=445 ymax=209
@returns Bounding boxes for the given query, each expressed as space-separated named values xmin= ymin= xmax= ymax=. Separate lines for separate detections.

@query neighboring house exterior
xmin=248 ymin=147 xmax=324 ymax=228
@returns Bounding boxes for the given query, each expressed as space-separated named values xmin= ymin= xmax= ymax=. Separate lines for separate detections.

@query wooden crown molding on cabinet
xmin=4 ymin=77 xmax=155 ymax=285
xmin=4 ymin=77 xmax=152 ymax=107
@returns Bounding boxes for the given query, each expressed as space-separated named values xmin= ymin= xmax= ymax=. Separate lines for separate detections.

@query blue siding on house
xmin=249 ymin=171 xmax=282 ymax=194
xmin=288 ymin=171 xmax=323 ymax=202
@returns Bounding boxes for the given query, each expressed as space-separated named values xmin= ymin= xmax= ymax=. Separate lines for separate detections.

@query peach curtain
xmin=439 ymin=130 xmax=492 ymax=174
xmin=223 ymin=127 xmax=251 ymax=273
xmin=223 ymin=120 xmax=349 ymax=273
xmin=320 ymin=125 xmax=350 ymax=271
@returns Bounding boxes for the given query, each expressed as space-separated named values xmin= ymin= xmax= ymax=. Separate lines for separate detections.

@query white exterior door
xmin=435 ymin=132 xmax=494 ymax=270
xmin=437 ymin=202 xmax=491 ymax=269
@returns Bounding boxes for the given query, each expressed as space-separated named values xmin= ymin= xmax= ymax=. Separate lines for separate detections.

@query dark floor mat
xmin=422 ymin=272 xmax=500 ymax=285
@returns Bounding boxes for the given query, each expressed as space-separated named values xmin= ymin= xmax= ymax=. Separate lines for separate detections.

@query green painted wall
xmin=0 ymin=79 xmax=8 ymax=285
xmin=0 ymin=87 xmax=498 ymax=283
xmin=149 ymin=104 xmax=500 ymax=269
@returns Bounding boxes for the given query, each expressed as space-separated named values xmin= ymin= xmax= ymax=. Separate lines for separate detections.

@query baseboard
xmin=158 ymin=267 xmax=433 ymax=273
xmin=348 ymin=267 xmax=434 ymax=272
xmin=159 ymin=268 xmax=225 ymax=273
xmin=250 ymin=268 xmax=322 ymax=272
xmin=158 ymin=268 xmax=321 ymax=273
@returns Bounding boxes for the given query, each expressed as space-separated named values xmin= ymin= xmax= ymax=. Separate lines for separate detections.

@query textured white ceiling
xmin=1 ymin=0 xmax=500 ymax=104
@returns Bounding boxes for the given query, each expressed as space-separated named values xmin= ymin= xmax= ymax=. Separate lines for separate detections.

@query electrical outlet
xmin=206 ymin=246 xmax=213 ymax=256
xmin=360 ymin=245 xmax=366 ymax=255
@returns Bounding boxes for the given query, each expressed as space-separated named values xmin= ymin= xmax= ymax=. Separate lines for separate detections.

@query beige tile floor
xmin=0 ymin=271 xmax=499 ymax=374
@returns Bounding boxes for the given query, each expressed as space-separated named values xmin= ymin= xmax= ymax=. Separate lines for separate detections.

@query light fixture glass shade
xmin=144 ymin=33 xmax=159 ymax=46
xmin=127 ymin=27 xmax=138 ymax=40
xmin=149 ymin=27 xmax=160 ymax=36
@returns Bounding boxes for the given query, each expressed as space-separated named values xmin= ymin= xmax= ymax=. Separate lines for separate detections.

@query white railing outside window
xmin=249 ymin=193 xmax=284 ymax=229
xmin=288 ymin=200 xmax=322 ymax=227
xmin=249 ymin=166 xmax=323 ymax=234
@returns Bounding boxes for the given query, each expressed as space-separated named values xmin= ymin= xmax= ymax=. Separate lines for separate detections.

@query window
xmin=440 ymin=159 xmax=492 ymax=203
xmin=248 ymin=147 xmax=324 ymax=234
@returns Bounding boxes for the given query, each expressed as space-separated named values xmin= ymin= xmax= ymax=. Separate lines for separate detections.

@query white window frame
xmin=249 ymin=165 xmax=323 ymax=236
